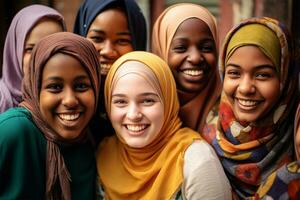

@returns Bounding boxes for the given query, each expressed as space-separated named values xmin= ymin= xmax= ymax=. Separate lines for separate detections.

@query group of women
xmin=0 ymin=0 xmax=299 ymax=199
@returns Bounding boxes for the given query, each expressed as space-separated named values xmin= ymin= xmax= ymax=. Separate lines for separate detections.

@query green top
xmin=0 ymin=107 xmax=96 ymax=200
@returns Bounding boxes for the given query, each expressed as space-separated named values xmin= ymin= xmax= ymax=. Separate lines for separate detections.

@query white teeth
xmin=238 ymin=99 xmax=259 ymax=106
xmin=59 ymin=113 xmax=80 ymax=121
xmin=183 ymin=69 xmax=203 ymax=76
xmin=101 ymin=64 xmax=111 ymax=70
xmin=126 ymin=124 xmax=147 ymax=132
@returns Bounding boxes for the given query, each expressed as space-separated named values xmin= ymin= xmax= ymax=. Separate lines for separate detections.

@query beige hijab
xmin=151 ymin=3 xmax=221 ymax=133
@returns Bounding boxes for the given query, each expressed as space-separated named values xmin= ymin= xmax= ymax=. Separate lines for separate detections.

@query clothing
xmin=203 ymin=17 xmax=299 ymax=199
xmin=0 ymin=107 xmax=96 ymax=200
xmin=173 ymin=141 xmax=232 ymax=200
xmin=98 ymin=51 xmax=206 ymax=199
xmin=0 ymin=4 xmax=65 ymax=113
xmin=73 ymin=0 xmax=147 ymax=51
xmin=151 ymin=3 xmax=221 ymax=133
xmin=20 ymin=32 xmax=101 ymax=200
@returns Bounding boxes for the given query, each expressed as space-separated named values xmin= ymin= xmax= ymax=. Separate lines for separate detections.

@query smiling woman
xmin=0 ymin=32 xmax=101 ymax=200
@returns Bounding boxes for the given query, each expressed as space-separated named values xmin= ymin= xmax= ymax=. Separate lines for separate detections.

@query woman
xmin=74 ymin=0 xmax=147 ymax=140
xmin=0 ymin=4 xmax=66 ymax=113
xmin=203 ymin=17 xmax=299 ymax=199
xmin=97 ymin=51 xmax=231 ymax=199
xmin=152 ymin=3 xmax=221 ymax=133
xmin=0 ymin=32 xmax=101 ymax=200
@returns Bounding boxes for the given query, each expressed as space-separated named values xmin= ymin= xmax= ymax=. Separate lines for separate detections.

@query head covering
xmin=97 ymin=51 xmax=200 ymax=199
xmin=226 ymin=23 xmax=281 ymax=72
xmin=20 ymin=32 xmax=101 ymax=200
xmin=203 ymin=17 xmax=299 ymax=199
xmin=151 ymin=3 xmax=221 ymax=133
xmin=73 ymin=0 xmax=147 ymax=51
xmin=0 ymin=4 xmax=66 ymax=113
xmin=295 ymin=104 xmax=300 ymax=162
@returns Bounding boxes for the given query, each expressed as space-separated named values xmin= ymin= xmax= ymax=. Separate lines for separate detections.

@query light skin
xmin=39 ymin=53 xmax=95 ymax=140
xmin=86 ymin=8 xmax=133 ymax=76
xmin=110 ymin=63 xmax=164 ymax=148
xmin=224 ymin=45 xmax=280 ymax=123
xmin=23 ymin=18 xmax=63 ymax=77
xmin=168 ymin=18 xmax=217 ymax=95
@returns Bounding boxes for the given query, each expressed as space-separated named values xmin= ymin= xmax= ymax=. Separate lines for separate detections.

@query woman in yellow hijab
xmin=96 ymin=51 xmax=231 ymax=199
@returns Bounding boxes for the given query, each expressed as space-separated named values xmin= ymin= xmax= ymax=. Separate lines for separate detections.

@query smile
xmin=58 ymin=113 xmax=80 ymax=121
xmin=101 ymin=63 xmax=111 ymax=70
xmin=126 ymin=124 xmax=148 ymax=132
xmin=236 ymin=98 xmax=262 ymax=110
xmin=182 ymin=69 xmax=203 ymax=76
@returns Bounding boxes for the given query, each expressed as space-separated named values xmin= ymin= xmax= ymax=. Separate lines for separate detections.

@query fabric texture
xmin=73 ymin=0 xmax=147 ymax=51
xmin=97 ymin=51 xmax=201 ymax=200
xmin=151 ymin=3 xmax=221 ymax=133
xmin=0 ymin=107 xmax=96 ymax=200
xmin=203 ymin=17 xmax=299 ymax=199
xmin=20 ymin=32 xmax=101 ymax=200
xmin=0 ymin=4 xmax=66 ymax=113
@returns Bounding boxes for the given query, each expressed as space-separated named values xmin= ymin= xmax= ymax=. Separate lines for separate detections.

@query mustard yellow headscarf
xmin=225 ymin=23 xmax=281 ymax=72
xmin=97 ymin=51 xmax=200 ymax=200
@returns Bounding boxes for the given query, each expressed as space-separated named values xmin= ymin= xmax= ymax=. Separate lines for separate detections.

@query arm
xmin=182 ymin=140 xmax=232 ymax=200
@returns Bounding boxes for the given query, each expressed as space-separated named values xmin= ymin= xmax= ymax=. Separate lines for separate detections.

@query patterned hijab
xmin=20 ymin=32 xmax=101 ymax=200
xmin=73 ymin=0 xmax=147 ymax=51
xmin=151 ymin=3 xmax=221 ymax=133
xmin=97 ymin=51 xmax=200 ymax=200
xmin=0 ymin=4 xmax=66 ymax=113
xmin=203 ymin=17 xmax=299 ymax=199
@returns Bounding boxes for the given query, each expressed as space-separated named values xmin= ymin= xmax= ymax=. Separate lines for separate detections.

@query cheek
xmin=117 ymin=45 xmax=134 ymax=55
xmin=22 ymin=53 xmax=31 ymax=74
xmin=259 ymin=80 xmax=280 ymax=104
xmin=168 ymin=54 xmax=182 ymax=69
xmin=204 ymin=53 xmax=217 ymax=69
xmin=223 ymin=77 xmax=237 ymax=98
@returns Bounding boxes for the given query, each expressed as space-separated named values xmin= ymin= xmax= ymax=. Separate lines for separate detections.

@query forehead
xmin=174 ymin=18 xmax=213 ymax=38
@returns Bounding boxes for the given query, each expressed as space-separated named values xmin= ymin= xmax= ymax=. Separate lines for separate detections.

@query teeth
xmin=238 ymin=99 xmax=259 ymax=106
xmin=59 ymin=113 xmax=80 ymax=121
xmin=183 ymin=69 xmax=203 ymax=76
xmin=101 ymin=64 xmax=111 ymax=70
xmin=126 ymin=124 xmax=147 ymax=132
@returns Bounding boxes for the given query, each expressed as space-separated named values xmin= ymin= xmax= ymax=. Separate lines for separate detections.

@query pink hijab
xmin=152 ymin=3 xmax=221 ymax=133
xmin=0 ymin=4 xmax=65 ymax=113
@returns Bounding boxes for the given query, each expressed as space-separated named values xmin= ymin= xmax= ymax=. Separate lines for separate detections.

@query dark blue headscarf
xmin=73 ymin=0 xmax=147 ymax=51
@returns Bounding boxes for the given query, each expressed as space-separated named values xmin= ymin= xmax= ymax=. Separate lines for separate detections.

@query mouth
xmin=100 ymin=63 xmax=112 ymax=74
xmin=236 ymin=98 xmax=263 ymax=110
xmin=124 ymin=124 xmax=149 ymax=136
xmin=57 ymin=112 xmax=81 ymax=127
xmin=182 ymin=69 xmax=204 ymax=77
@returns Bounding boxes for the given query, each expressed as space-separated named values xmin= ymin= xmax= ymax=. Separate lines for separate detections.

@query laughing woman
xmin=152 ymin=3 xmax=221 ymax=134
xmin=73 ymin=0 xmax=147 ymax=141
xmin=203 ymin=17 xmax=300 ymax=199
xmin=97 ymin=51 xmax=231 ymax=200
xmin=0 ymin=32 xmax=101 ymax=199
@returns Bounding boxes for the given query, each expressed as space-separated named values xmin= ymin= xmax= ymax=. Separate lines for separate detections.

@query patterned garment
xmin=203 ymin=17 xmax=300 ymax=199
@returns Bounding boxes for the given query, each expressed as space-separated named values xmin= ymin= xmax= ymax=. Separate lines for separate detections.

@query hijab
xmin=73 ymin=0 xmax=147 ymax=51
xmin=151 ymin=3 xmax=221 ymax=133
xmin=203 ymin=17 xmax=299 ymax=199
xmin=97 ymin=51 xmax=200 ymax=200
xmin=0 ymin=4 xmax=66 ymax=113
xmin=20 ymin=32 xmax=101 ymax=200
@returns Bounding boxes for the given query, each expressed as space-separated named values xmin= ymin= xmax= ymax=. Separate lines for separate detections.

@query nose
xmin=187 ymin=47 xmax=203 ymax=65
xmin=126 ymin=103 xmax=142 ymax=121
xmin=99 ymin=40 xmax=118 ymax=59
xmin=237 ymin=75 xmax=256 ymax=95
xmin=62 ymin=88 xmax=79 ymax=108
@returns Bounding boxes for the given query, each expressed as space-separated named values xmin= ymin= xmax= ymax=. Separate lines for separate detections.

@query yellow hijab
xmin=97 ymin=51 xmax=201 ymax=200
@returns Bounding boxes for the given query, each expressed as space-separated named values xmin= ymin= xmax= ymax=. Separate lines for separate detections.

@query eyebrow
xmin=88 ymin=29 xmax=131 ymax=36
xmin=43 ymin=75 xmax=89 ymax=82
xmin=226 ymin=63 xmax=275 ymax=70
xmin=112 ymin=92 xmax=159 ymax=97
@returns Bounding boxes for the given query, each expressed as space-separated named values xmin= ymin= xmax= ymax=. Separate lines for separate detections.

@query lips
xmin=182 ymin=69 xmax=204 ymax=76
xmin=57 ymin=112 xmax=81 ymax=127
xmin=125 ymin=124 xmax=149 ymax=136
xmin=236 ymin=98 xmax=262 ymax=111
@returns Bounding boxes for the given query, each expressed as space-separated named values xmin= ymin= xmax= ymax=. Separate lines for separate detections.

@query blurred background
xmin=0 ymin=0 xmax=299 ymax=73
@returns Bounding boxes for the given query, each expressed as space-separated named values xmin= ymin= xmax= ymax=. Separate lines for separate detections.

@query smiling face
xmin=168 ymin=18 xmax=217 ymax=93
xmin=23 ymin=18 xmax=63 ymax=77
xmin=86 ymin=8 xmax=133 ymax=76
xmin=110 ymin=67 xmax=164 ymax=148
xmin=224 ymin=45 xmax=280 ymax=123
xmin=39 ymin=53 xmax=95 ymax=140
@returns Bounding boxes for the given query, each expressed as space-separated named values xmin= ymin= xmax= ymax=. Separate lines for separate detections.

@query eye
xmin=255 ymin=72 xmax=272 ymax=80
xmin=74 ymin=82 xmax=91 ymax=92
xmin=116 ymin=38 xmax=132 ymax=46
xmin=45 ymin=83 xmax=63 ymax=93
xmin=142 ymin=98 xmax=156 ymax=106
xmin=225 ymin=69 xmax=240 ymax=78
xmin=112 ymin=98 xmax=128 ymax=107
xmin=199 ymin=43 xmax=215 ymax=53
xmin=88 ymin=35 xmax=104 ymax=43
xmin=24 ymin=46 xmax=34 ymax=54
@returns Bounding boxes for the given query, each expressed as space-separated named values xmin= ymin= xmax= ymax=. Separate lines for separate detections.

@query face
xmin=110 ymin=67 xmax=164 ymax=148
xmin=23 ymin=18 xmax=63 ymax=76
xmin=168 ymin=18 xmax=217 ymax=93
xmin=296 ymin=124 xmax=300 ymax=162
xmin=39 ymin=53 xmax=95 ymax=140
xmin=224 ymin=45 xmax=280 ymax=123
xmin=86 ymin=8 xmax=133 ymax=76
